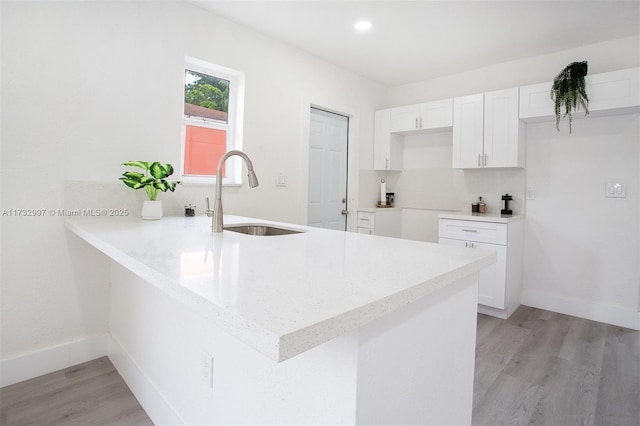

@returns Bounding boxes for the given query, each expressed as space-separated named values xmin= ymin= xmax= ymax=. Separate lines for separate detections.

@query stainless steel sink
xmin=223 ymin=223 xmax=305 ymax=236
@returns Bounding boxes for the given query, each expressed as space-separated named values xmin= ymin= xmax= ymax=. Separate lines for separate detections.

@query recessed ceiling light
xmin=353 ymin=21 xmax=372 ymax=32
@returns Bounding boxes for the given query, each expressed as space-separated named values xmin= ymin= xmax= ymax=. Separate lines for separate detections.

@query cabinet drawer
xmin=439 ymin=219 xmax=507 ymax=245
xmin=357 ymin=212 xmax=375 ymax=229
xmin=357 ymin=227 xmax=373 ymax=235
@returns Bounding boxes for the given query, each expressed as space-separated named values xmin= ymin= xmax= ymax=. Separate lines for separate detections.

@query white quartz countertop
xmin=66 ymin=215 xmax=495 ymax=362
xmin=439 ymin=212 xmax=524 ymax=223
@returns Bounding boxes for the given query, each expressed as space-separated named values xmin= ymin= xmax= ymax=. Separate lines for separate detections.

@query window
xmin=181 ymin=57 xmax=245 ymax=184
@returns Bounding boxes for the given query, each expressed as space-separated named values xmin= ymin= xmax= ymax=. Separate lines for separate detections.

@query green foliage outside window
xmin=184 ymin=70 xmax=230 ymax=114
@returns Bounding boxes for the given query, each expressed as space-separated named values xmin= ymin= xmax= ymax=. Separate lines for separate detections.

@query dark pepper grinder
xmin=501 ymin=194 xmax=513 ymax=215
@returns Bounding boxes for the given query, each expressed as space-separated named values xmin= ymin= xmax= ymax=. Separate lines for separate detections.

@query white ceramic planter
xmin=141 ymin=200 xmax=163 ymax=220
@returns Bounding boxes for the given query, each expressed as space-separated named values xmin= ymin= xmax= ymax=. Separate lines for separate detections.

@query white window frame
xmin=181 ymin=56 xmax=245 ymax=185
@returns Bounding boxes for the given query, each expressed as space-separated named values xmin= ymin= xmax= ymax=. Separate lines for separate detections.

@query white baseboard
xmin=108 ymin=335 xmax=184 ymax=426
xmin=521 ymin=290 xmax=640 ymax=330
xmin=0 ymin=333 xmax=182 ymax=425
xmin=0 ymin=334 xmax=110 ymax=387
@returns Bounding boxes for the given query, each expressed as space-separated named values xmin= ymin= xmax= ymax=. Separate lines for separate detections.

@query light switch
xmin=605 ymin=183 xmax=626 ymax=198
xmin=276 ymin=174 xmax=287 ymax=187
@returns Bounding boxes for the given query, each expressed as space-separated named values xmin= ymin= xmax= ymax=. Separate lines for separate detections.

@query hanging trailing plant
xmin=551 ymin=61 xmax=589 ymax=132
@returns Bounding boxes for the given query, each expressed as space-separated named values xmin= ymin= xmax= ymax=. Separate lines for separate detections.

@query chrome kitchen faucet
xmin=206 ymin=150 xmax=259 ymax=232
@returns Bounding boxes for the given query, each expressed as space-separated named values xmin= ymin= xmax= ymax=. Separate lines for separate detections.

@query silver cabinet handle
xmin=478 ymin=154 xmax=482 ymax=167
xmin=419 ymin=117 xmax=423 ymax=128
xmin=462 ymin=229 xmax=478 ymax=232
xmin=386 ymin=158 xmax=389 ymax=169
xmin=415 ymin=117 xmax=418 ymax=129
xmin=360 ymin=217 xmax=370 ymax=221
xmin=341 ymin=209 xmax=349 ymax=215
xmin=484 ymin=153 xmax=488 ymax=167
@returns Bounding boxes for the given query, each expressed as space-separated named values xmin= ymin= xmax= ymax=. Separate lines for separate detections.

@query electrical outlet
xmin=526 ymin=187 xmax=535 ymax=200
xmin=202 ymin=352 xmax=214 ymax=388
xmin=605 ymin=182 xmax=626 ymax=198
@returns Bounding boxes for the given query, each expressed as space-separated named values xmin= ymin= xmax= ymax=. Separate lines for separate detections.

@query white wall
xmin=392 ymin=131 xmax=525 ymax=243
xmin=386 ymin=35 xmax=640 ymax=327
xmin=0 ymin=1 xmax=385 ymax=360
xmin=523 ymin=114 xmax=639 ymax=328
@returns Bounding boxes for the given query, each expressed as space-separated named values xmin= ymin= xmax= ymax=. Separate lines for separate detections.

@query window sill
xmin=180 ymin=176 xmax=242 ymax=187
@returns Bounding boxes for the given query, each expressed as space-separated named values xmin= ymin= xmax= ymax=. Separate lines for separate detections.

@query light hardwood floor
xmin=473 ymin=306 xmax=640 ymax=426
xmin=0 ymin=357 xmax=153 ymax=426
xmin=2 ymin=306 xmax=638 ymax=425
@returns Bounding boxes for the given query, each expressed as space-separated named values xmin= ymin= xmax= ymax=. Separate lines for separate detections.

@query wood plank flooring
xmin=473 ymin=306 xmax=640 ymax=426
xmin=1 ymin=306 xmax=638 ymax=425
xmin=0 ymin=357 xmax=153 ymax=426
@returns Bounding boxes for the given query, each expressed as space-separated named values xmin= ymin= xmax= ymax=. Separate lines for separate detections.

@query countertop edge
xmin=276 ymin=250 xmax=496 ymax=361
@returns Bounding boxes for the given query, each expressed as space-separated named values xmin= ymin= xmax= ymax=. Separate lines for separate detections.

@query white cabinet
xmin=438 ymin=216 xmax=524 ymax=319
xmin=519 ymin=67 xmax=640 ymax=121
xmin=390 ymin=99 xmax=453 ymax=133
xmin=374 ymin=109 xmax=403 ymax=171
xmin=439 ymin=237 xmax=507 ymax=309
xmin=452 ymin=94 xmax=484 ymax=168
xmin=452 ymin=88 xmax=524 ymax=169
xmin=357 ymin=209 xmax=401 ymax=238
xmin=484 ymin=88 xmax=526 ymax=168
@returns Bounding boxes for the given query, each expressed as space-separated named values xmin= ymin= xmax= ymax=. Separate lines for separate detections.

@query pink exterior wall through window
xmin=184 ymin=125 xmax=226 ymax=176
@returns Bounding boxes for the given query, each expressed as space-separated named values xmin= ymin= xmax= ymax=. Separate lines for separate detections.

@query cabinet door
xmin=374 ymin=109 xmax=403 ymax=171
xmin=439 ymin=237 xmax=506 ymax=309
xmin=484 ymin=88 xmax=523 ymax=168
xmin=452 ymin=94 xmax=484 ymax=169
xmin=474 ymin=241 xmax=507 ymax=309
xmin=519 ymin=82 xmax=554 ymax=120
xmin=390 ymin=104 xmax=420 ymax=133
xmin=587 ymin=68 xmax=640 ymax=112
xmin=419 ymin=98 xmax=453 ymax=130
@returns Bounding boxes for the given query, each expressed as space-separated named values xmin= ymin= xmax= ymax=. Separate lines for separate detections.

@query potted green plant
xmin=120 ymin=161 xmax=180 ymax=220
xmin=551 ymin=61 xmax=589 ymax=132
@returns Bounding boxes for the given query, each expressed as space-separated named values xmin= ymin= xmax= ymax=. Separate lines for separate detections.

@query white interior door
xmin=307 ymin=108 xmax=349 ymax=230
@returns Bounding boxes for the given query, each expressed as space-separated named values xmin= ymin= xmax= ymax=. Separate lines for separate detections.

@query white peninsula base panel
xmin=110 ymin=262 xmax=478 ymax=425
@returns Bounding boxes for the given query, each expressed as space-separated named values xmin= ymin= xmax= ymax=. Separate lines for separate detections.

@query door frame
xmin=299 ymin=97 xmax=360 ymax=232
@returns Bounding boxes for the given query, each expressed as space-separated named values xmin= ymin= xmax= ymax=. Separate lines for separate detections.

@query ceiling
xmin=189 ymin=1 xmax=640 ymax=87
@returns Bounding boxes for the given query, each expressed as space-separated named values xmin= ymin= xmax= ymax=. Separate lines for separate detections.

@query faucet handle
xmin=205 ymin=196 xmax=214 ymax=218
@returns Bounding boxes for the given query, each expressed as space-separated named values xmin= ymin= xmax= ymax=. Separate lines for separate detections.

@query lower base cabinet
xmin=438 ymin=215 xmax=524 ymax=319
xmin=357 ymin=209 xmax=401 ymax=238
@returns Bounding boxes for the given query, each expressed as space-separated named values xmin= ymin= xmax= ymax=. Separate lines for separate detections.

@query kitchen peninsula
xmin=66 ymin=215 xmax=495 ymax=425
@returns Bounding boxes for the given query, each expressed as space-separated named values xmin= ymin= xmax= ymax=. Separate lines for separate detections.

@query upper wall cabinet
xmin=374 ymin=109 xmax=403 ymax=171
xmin=519 ymin=67 xmax=640 ymax=121
xmin=452 ymin=94 xmax=485 ymax=168
xmin=452 ymin=88 xmax=525 ymax=169
xmin=484 ymin=88 xmax=526 ymax=168
xmin=390 ymin=99 xmax=453 ymax=134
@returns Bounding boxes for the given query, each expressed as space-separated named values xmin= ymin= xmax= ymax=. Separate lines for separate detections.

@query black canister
xmin=501 ymin=194 xmax=513 ymax=215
